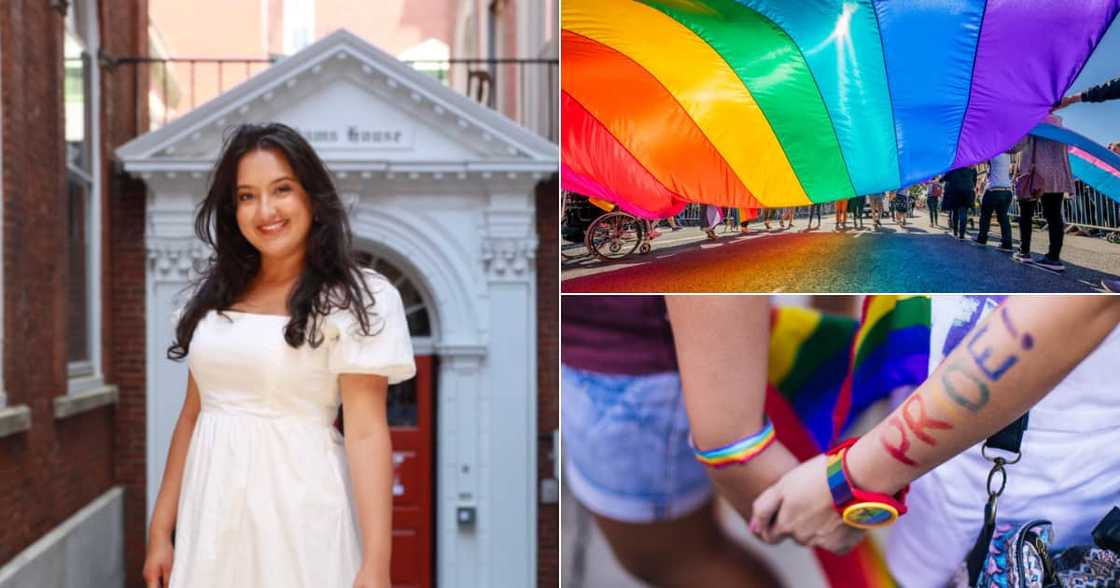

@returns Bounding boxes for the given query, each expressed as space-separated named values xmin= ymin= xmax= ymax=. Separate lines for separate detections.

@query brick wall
xmin=0 ymin=0 xmax=147 ymax=585
xmin=0 ymin=0 xmax=115 ymax=565
xmin=100 ymin=1 xmax=149 ymax=586
xmin=535 ymin=173 xmax=558 ymax=588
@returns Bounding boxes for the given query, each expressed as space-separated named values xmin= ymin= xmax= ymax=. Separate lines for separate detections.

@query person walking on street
xmin=1013 ymin=113 xmax=1076 ymax=272
xmin=868 ymin=192 xmax=886 ymax=229
xmin=942 ymin=165 xmax=978 ymax=240
xmin=1054 ymin=79 xmax=1120 ymax=290
xmin=974 ymin=142 xmax=1025 ymax=252
xmin=927 ymin=177 xmax=943 ymax=227
xmin=703 ymin=204 xmax=723 ymax=240
xmin=892 ymin=188 xmax=910 ymax=227
xmin=804 ymin=203 xmax=823 ymax=231
xmin=848 ymin=195 xmax=866 ymax=230
xmin=834 ymin=198 xmax=849 ymax=231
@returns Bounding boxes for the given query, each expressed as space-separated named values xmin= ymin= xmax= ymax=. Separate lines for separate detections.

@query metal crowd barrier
xmin=1008 ymin=181 xmax=1120 ymax=239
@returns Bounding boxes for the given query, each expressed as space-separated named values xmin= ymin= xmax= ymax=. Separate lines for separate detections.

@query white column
xmin=435 ymin=349 xmax=485 ymax=587
xmin=144 ymin=180 xmax=208 ymax=525
xmin=478 ymin=191 xmax=538 ymax=587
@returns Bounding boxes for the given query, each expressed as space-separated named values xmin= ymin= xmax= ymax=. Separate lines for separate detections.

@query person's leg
xmin=595 ymin=502 xmax=781 ymax=588
xmin=995 ymin=191 xmax=1013 ymax=249
xmin=1017 ymin=198 xmax=1036 ymax=256
xmin=562 ymin=365 xmax=781 ymax=588
xmin=956 ymin=205 xmax=969 ymax=238
xmin=1042 ymin=192 xmax=1064 ymax=261
xmin=976 ymin=190 xmax=994 ymax=243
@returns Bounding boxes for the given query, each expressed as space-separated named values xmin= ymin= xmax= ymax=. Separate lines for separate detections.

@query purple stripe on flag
xmin=952 ymin=0 xmax=1120 ymax=170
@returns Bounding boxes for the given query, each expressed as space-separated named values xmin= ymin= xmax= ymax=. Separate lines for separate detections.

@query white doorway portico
xmin=115 ymin=29 xmax=556 ymax=587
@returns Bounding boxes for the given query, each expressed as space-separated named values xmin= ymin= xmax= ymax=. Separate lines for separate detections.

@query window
xmin=354 ymin=251 xmax=432 ymax=339
xmin=63 ymin=1 xmax=104 ymax=394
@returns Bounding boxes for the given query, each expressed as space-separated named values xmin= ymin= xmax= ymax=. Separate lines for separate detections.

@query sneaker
xmin=1102 ymin=279 xmax=1120 ymax=293
xmin=1012 ymin=252 xmax=1034 ymax=264
xmin=1034 ymin=256 xmax=1065 ymax=272
xmin=957 ymin=235 xmax=967 ymax=241
xmin=996 ymin=244 xmax=1014 ymax=253
xmin=971 ymin=238 xmax=986 ymax=246
xmin=671 ymin=226 xmax=683 ymax=232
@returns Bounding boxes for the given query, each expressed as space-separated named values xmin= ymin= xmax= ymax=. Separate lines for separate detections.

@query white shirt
xmin=885 ymin=296 xmax=1120 ymax=588
xmin=988 ymin=153 xmax=1013 ymax=189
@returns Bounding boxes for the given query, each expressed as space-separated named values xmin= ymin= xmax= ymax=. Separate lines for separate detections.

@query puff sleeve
xmin=324 ymin=274 xmax=417 ymax=384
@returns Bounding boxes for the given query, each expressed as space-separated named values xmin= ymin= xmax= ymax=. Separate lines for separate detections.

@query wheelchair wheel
xmin=586 ymin=212 xmax=644 ymax=261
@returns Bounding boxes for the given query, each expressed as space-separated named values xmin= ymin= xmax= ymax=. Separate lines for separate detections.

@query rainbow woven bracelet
xmin=689 ymin=418 xmax=776 ymax=469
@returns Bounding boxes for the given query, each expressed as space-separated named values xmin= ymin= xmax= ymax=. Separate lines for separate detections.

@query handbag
xmin=951 ymin=415 xmax=1120 ymax=587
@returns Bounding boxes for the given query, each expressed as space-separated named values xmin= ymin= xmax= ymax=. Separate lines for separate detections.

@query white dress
xmin=167 ymin=269 xmax=416 ymax=588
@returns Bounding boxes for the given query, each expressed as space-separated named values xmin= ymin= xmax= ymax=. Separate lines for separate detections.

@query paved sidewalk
xmin=562 ymin=212 xmax=1120 ymax=292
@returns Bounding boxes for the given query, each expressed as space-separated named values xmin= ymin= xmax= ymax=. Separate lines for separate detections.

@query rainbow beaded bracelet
xmin=689 ymin=418 xmax=776 ymax=469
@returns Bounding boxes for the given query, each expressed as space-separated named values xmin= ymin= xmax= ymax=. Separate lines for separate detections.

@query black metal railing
xmin=91 ymin=56 xmax=558 ymax=140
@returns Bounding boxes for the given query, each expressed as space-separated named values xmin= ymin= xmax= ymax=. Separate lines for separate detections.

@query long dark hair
xmin=167 ymin=122 xmax=379 ymax=360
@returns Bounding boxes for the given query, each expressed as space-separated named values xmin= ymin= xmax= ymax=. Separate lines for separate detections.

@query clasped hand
xmin=746 ymin=454 xmax=865 ymax=555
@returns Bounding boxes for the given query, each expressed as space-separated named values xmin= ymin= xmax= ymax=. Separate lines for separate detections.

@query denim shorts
xmin=561 ymin=364 xmax=712 ymax=524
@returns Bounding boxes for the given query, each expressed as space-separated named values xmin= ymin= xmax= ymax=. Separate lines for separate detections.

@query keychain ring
xmin=987 ymin=462 xmax=1008 ymax=497
xmin=982 ymin=444 xmax=1023 ymax=465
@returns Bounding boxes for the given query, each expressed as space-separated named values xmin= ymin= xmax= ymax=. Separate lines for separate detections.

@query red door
xmin=387 ymin=355 xmax=433 ymax=588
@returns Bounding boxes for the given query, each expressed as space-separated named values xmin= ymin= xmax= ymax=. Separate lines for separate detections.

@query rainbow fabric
xmin=832 ymin=295 xmax=933 ymax=443
xmin=765 ymin=297 xmax=929 ymax=587
xmin=689 ymin=418 xmax=776 ymax=468
xmin=562 ymin=1 xmax=1119 ymax=219
xmin=1030 ymin=122 xmax=1120 ymax=203
xmin=768 ymin=306 xmax=858 ymax=449
xmin=768 ymin=297 xmax=931 ymax=450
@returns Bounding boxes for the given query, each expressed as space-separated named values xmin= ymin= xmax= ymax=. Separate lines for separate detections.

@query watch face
xmin=842 ymin=502 xmax=899 ymax=529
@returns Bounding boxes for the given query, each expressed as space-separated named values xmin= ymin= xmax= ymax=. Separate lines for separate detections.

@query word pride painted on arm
xmin=880 ymin=304 xmax=1033 ymax=466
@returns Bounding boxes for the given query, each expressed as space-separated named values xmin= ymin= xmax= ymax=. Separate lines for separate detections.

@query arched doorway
xmin=355 ymin=249 xmax=436 ymax=588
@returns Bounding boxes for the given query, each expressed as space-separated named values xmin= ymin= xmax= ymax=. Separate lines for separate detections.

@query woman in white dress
xmin=142 ymin=122 xmax=416 ymax=588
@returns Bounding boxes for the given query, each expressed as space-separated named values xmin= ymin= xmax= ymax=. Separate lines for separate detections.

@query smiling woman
xmin=145 ymin=122 xmax=416 ymax=588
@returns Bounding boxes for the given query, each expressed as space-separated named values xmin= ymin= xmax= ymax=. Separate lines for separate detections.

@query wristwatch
xmin=825 ymin=438 xmax=910 ymax=529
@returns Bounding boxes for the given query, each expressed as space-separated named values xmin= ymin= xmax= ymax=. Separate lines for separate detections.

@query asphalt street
xmin=561 ymin=212 xmax=1120 ymax=293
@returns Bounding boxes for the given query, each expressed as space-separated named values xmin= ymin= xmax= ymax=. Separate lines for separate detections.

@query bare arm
xmin=751 ymin=296 xmax=1120 ymax=547
xmin=846 ymin=295 xmax=1120 ymax=494
xmin=144 ymin=370 xmax=201 ymax=586
xmin=149 ymin=370 xmax=202 ymax=539
xmin=664 ymin=296 xmax=800 ymax=519
xmin=340 ymin=373 xmax=393 ymax=587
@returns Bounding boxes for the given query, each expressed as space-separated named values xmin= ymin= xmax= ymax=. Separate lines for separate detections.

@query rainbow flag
xmin=562 ymin=1 xmax=1118 ymax=218
xmin=766 ymin=297 xmax=928 ymax=588
xmin=767 ymin=296 xmax=932 ymax=451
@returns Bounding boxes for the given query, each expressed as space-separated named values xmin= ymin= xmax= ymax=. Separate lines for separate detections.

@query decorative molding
xmin=54 ymin=384 xmax=119 ymax=420
xmin=0 ymin=404 xmax=31 ymax=438
xmin=146 ymin=239 xmax=210 ymax=281
xmin=481 ymin=236 xmax=537 ymax=281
